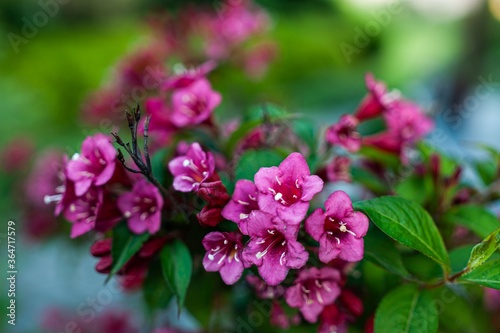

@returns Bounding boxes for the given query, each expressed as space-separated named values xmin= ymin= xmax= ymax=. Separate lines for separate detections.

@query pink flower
xmin=202 ymin=231 xmax=245 ymax=285
xmin=66 ymin=134 xmax=117 ymax=196
xmin=242 ymin=210 xmax=309 ymax=286
xmin=246 ymin=275 xmax=285 ymax=299
xmin=161 ymin=60 xmax=217 ymax=90
xmin=285 ymin=267 xmax=342 ymax=323
xmin=221 ymin=179 xmax=259 ymax=234
xmin=117 ymin=180 xmax=163 ymax=235
xmin=326 ymin=156 xmax=351 ymax=183
xmin=141 ymin=97 xmax=177 ymax=146
xmin=168 ymin=142 xmax=216 ymax=192
xmin=254 ymin=152 xmax=323 ymax=225
xmin=354 ymin=73 xmax=391 ymax=121
xmin=305 ymin=191 xmax=369 ymax=263
xmin=364 ymin=101 xmax=433 ymax=157
xmin=325 ymin=115 xmax=362 ymax=153
xmin=63 ymin=187 xmax=121 ymax=238
xmin=170 ymin=78 xmax=221 ymax=127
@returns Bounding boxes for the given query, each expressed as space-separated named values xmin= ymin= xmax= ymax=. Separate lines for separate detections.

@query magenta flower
xmin=66 ymin=134 xmax=117 ymax=196
xmin=63 ymin=187 xmax=121 ymax=238
xmin=202 ymin=231 xmax=245 ymax=285
xmin=384 ymin=100 xmax=434 ymax=144
xmin=285 ymin=267 xmax=342 ymax=323
xmin=326 ymin=156 xmax=351 ymax=183
xmin=170 ymin=78 xmax=221 ymax=127
xmin=305 ymin=191 xmax=369 ymax=263
xmin=221 ymin=179 xmax=259 ymax=234
xmin=254 ymin=152 xmax=323 ymax=225
xmin=161 ymin=60 xmax=217 ymax=90
xmin=354 ymin=73 xmax=391 ymax=121
xmin=364 ymin=100 xmax=433 ymax=158
xmin=325 ymin=115 xmax=362 ymax=153
xmin=117 ymin=180 xmax=163 ymax=235
xmin=141 ymin=97 xmax=177 ymax=144
xmin=242 ymin=210 xmax=309 ymax=286
xmin=168 ymin=142 xmax=216 ymax=192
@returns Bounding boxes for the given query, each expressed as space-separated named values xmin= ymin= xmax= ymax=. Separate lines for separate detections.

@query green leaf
xmin=160 ymin=239 xmax=193 ymax=313
xmin=110 ymin=223 xmax=149 ymax=277
xmin=375 ymin=284 xmax=438 ymax=333
xmin=150 ymin=147 xmax=172 ymax=186
xmin=441 ymin=205 xmax=500 ymax=239
xmin=459 ymin=258 xmax=500 ymax=289
xmin=363 ymin=229 xmax=411 ymax=278
xmin=466 ymin=227 xmax=500 ymax=271
xmin=143 ymin=259 xmax=174 ymax=313
xmin=354 ymin=196 xmax=450 ymax=272
xmin=235 ymin=149 xmax=285 ymax=181
xmin=475 ymin=161 xmax=498 ymax=186
xmin=395 ymin=175 xmax=431 ymax=206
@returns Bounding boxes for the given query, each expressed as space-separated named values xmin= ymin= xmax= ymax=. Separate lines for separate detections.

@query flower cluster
xmin=22 ymin=2 xmax=489 ymax=330
xmin=326 ymin=73 xmax=434 ymax=162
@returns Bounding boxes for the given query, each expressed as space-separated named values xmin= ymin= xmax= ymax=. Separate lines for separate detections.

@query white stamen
xmin=274 ymin=192 xmax=283 ymax=201
xmin=323 ymin=282 xmax=332 ymax=292
xmin=268 ymin=188 xmax=277 ymax=195
xmin=339 ymin=225 xmax=347 ymax=232
xmin=279 ymin=252 xmax=286 ymax=265
xmin=211 ymin=246 xmax=220 ymax=252
xmin=208 ymin=254 xmax=215 ymax=260
xmin=275 ymin=176 xmax=282 ymax=186
xmin=316 ymin=290 xmax=324 ymax=304
xmin=71 ymin=153 xmax=80 ymax=160
xmin=302 ymin=286 xmax=310 ymax=293
xmin=315 ymin=280 xmax=322 ymax=288
xmin=239 ymin=213 xmax=249 ymax=219
xmin=218 ymin=254 xmax=226 ymax=265
xmin=234 ymin=252 xmax=240 ymax=262
xmin=183 ymin=159 xmax=190 ymax=167
xmin=149 ymin=207 xmax=156 ymax=213
xmin=248 ymin=195 xmax=257 ymax=201
xmin=335 ymin=237 xmax=340 ymax=245
xmin=224 ymin=240 xmax=228 ymax=245
xmin=237 ymin=200 xmax=249 ymax=205
xmin=70 ymin=204 xmax=76 ymax=212
xmin=256 ymin=239 xmax=266 ymax=245
xmin=124 ymin=211 xmax=131 ymax=218
xmin=140 ymin=212 xmax=148 ymax=221
xmin=44 ymin=194 xmax=62 ymax=205
xmin=181 ymin=176 xmax=195 ymax=182
xmin=267 ymin=230 xmax=275 ymax=234
xmin=295 ymin=179 xmax=300 ymax=188
xmin=143 ymin=198 xmax=152 ymax=203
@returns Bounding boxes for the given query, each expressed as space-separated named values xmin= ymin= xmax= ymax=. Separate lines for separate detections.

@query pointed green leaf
xmin=354 ymin=196 xmax=450 ymax=272
xmin=110 ymin=223 xmax=149 ymax=277
xmin=363 ymin=229 xmax=411 ymax=278
xmin=466 ymin=227 xmax=500 ymax=271
xmin=160 ymin=239 xmax=192 ymax=313
xmin=460 ymin=258 xmax=500 ymax=289
xmin=375 ymin=284 xmax=438 ymax=333
xmin=143 ymin=259 xmax=174 ymax=313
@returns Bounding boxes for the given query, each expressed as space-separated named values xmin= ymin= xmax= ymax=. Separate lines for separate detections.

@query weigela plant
xmin=24 ymin=1 xmax=500 ymax=332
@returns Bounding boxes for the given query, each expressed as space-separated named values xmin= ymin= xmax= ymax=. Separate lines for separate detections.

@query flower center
xmin=268 ymin=176 xmax=302 ymax=206
xmin=207 ymin=239 xmax=239 ymax=265
xmin=255 ymin=229 xmax=287 ymax=265
xmin=325 ymin=216 xmax=357 ymax=245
